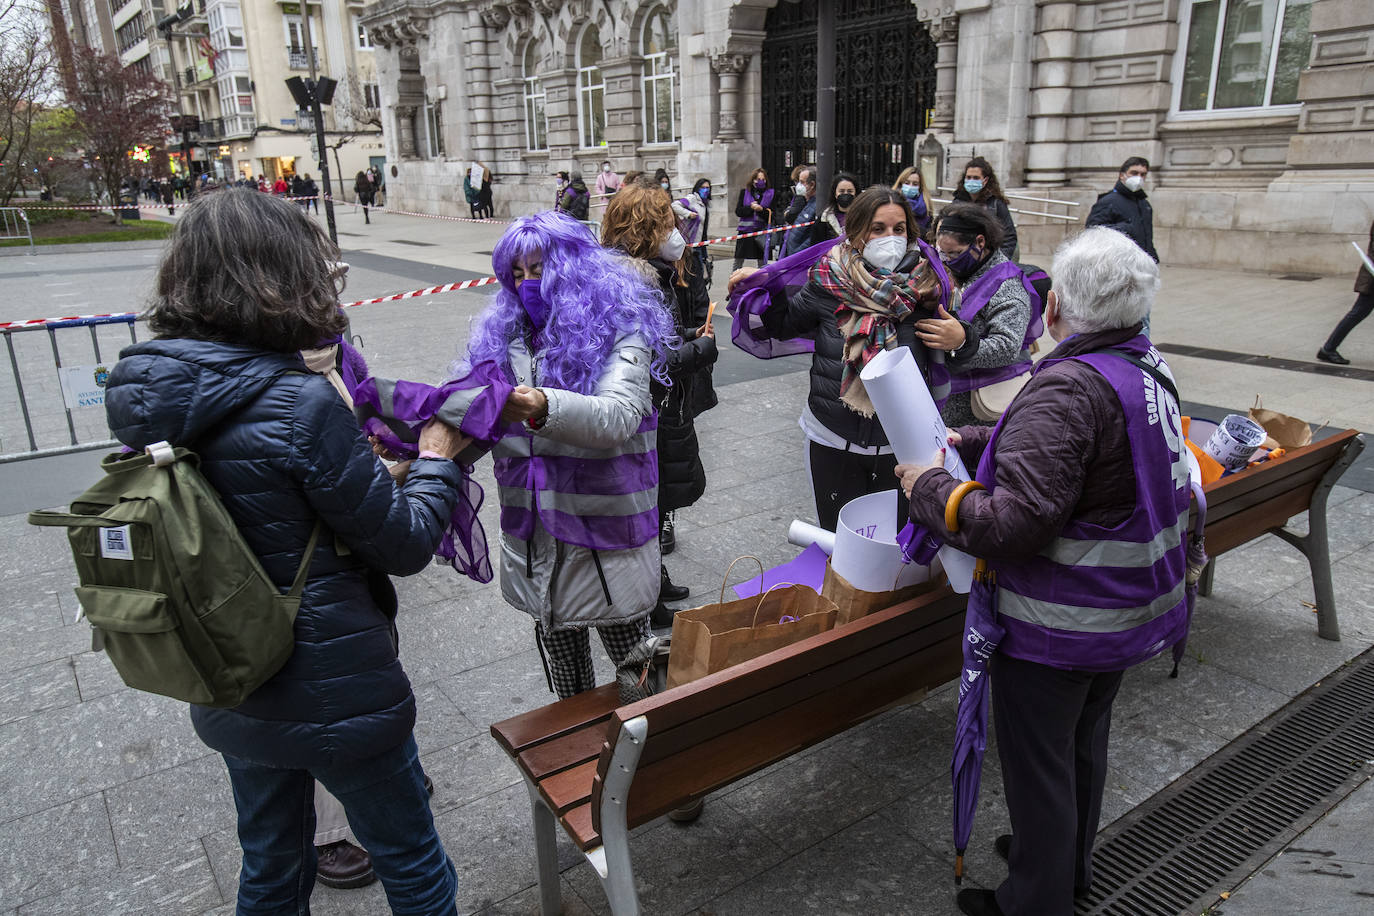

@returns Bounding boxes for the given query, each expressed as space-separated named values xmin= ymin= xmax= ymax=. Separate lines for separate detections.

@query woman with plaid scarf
xmin=727 ymin=186 xmax=976 ymax=531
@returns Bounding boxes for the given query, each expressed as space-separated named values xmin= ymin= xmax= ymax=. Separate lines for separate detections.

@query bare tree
xmin=325 ymin=68 xmax=383 ymax=201
xmin=66 ymin=47 xmax=174 ymax=221
xmin=0 ymin=0 xmax=54 ymax=205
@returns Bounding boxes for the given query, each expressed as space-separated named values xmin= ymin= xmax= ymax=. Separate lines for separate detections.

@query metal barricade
xmin=0 ymin=315 xmax=140 ymax=462
xmin=0 ymin=207 xmax=34 ymax=251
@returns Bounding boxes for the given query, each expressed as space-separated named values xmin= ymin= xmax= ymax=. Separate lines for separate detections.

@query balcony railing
xmin=287 ymin=47 xmax=320 ymax=70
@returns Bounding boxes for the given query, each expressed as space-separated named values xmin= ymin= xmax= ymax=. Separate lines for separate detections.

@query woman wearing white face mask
xmin=727 ymin=187 xmax=962 ymax=531
xmin=601 ymin=184 xmax=718 ymax=625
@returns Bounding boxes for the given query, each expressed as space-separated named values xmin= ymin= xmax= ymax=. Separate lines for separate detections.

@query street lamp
xmin=284 ymin=74 xmax=338 ymax=243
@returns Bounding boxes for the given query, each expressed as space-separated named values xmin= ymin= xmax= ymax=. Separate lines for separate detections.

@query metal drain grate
xmin=1078 ymin=649 xmax=1374 ymax=915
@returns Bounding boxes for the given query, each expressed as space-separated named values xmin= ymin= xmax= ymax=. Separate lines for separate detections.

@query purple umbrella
xmin=952 ymin=556 xmax=1002 ymax=884
xmin=1171 ymin=481 xmax=1210 ymax=678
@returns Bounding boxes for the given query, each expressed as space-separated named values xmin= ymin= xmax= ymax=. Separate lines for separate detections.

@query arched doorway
xmin=761 ymin=0 xmax=937 ymax=188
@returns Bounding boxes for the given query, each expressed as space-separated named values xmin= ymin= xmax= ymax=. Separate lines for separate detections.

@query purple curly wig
xmin=461 ymin=210 xmax=677 ymax=394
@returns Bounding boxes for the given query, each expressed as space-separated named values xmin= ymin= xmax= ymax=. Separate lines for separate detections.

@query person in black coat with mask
xmin=602 ymin=183 xmax=718 ymax=625
xmin=1086 ymin=156 xmax=1158 ymax=262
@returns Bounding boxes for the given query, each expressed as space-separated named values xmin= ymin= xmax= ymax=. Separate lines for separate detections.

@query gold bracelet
xmin=944 ymin=481 xmax=987 ymax=533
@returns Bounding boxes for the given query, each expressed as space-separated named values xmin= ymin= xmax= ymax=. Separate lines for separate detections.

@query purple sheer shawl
xmin=726 ymin=238 xmax=839 ymax=359
xmin=346 ymin=346 xmax=516 ymax=584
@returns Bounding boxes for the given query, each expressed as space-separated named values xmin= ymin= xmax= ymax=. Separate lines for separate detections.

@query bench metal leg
xmin=592 ymin=715 xmax=649 ymax=916
xmin=524 ymin=780 xmax=563 ymax=916
xmin=1198 ymin=559 xmax=1215 ymax=598
xmin=1270 ymin=434 xmax=1365 ymax=642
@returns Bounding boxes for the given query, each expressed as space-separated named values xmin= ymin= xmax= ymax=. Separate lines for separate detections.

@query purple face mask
xmin=943 ymin=243 xmax=984 ymax=277
xmin=517 ymin=277 xmax=550 ymax=330
xmin=753 ymin=179 xmax=767 ymax=190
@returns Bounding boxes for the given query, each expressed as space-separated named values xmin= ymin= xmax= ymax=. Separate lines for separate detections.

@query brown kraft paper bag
xmin=666 ymin=584 xmax=838 ymax=689
xmin=822 ymin=562 xmax=942 ymax=628
xmin=1248 ymin=395 xmax=1313 ymax=451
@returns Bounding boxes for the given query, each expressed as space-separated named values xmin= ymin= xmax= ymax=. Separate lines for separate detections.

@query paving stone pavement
xmin=1 ymin=214 xmax=1373 ymax=914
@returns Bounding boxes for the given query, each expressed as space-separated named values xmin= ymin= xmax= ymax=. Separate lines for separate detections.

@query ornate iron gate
xmin=761 ymin=0 xmax=937 ymax=189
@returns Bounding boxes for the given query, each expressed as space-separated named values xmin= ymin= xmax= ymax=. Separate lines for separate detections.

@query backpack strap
xmin=1099 ymin=348 xmax=1180 ymax=406
xmin=288 ymin=520 xmax=324 ymax=598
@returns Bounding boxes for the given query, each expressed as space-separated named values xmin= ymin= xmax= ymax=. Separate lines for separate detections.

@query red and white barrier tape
xmin=689 ymin=220 xmax=814 ymax=248
xmin=380 ymin=207 xmax=508 ymax=225
xmin=0 ymin=311 xmax=139 ymax=330
xmin=338 ymin=276 xmax=499 ymax=309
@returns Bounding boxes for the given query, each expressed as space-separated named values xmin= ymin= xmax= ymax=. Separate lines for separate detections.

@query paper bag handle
xmin=752 ymin=581 xmax=799 ymax=628
xmin=720 ymin=555 xmax=767 ymax=605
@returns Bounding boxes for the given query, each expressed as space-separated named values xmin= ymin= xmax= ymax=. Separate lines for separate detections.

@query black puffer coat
xmin=761 ymin=248 xmax=952 ymax=448
xmin=1086 ymin=181 xmax=1158 ymax=262
xmin=647 ymin=257 xmax=718 ymax=512
xmin=105 ymin=339 xmax=462 ymax=769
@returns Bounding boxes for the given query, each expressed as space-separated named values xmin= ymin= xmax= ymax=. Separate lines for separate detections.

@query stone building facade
xmin=359 ymin=0 xmax=1373 ymax=274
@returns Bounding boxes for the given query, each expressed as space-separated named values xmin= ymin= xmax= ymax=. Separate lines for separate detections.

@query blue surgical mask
xmin=697 ymin=187 xmax=711 ymax=202
xmin=517 ymin=278 xmax=550 ymax=330
xmin=900 ymin=183 xmax=921 ymax=199
xmin=963 ymin=178 xmax=985 ymax=195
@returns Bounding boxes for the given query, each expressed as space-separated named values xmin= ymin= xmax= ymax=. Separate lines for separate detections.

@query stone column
xmin=396 ymin=105 xmax=418 ymax=158
xmin=710 ymin=53 xmax=750 ymax=142
xmin=540 ymin=65 xmax=578 ymax=167
xmin=1023 ymin=1 xmax=1076 ymax=186
xmin=600 ymin=56 xmax=644 ymax=164
xmin=927 ymin=16 xmax=959 ymax=133
xmin=464 ymin=8 xmax=498 ymax=165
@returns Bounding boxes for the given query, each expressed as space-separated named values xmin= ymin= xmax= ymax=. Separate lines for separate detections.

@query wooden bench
xmin=1193 ymin=428 xmax=1364 ymax=641
xmin=490 ymin=584 xmax=965 ymax=915
xmin=489 ymin=429 xmax=1364 ymax=915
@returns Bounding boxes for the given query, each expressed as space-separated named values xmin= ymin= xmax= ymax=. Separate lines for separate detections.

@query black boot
xmin=660 ymin=565 xmax=690 ymax=603
xmin=650 ymin=601 xmax=676 ymax=628
xmin=659 ymin=510 xmax=676 ymax=555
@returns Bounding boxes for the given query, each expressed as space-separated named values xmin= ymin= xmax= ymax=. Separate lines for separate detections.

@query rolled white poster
xmin=787 ymin=519 xmax=836 ymax=555
xmin=831 ymin=490 xmax=932 ymax=593
xmin=1204 ymin=413 xmax=1265 ymax=470
xmin=858 ymin=346 xmax=977 ymax=593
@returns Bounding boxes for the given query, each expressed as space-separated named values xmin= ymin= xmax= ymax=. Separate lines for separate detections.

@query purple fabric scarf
xmin=726 ymin=237 xmax=840 ymax=359
xmin=348 ymin=354 xmax=517 ymax=584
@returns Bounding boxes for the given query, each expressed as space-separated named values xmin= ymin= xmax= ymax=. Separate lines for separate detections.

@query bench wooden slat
xmin=1202 ymin=463 xmax=1326 ymax=528
xmin=621 ymin=588 xmax=965 ymax=737
xmin=616 ymin=634 xmax=964 ymax=831
xmin=1203 ymin=487 xmax=1318 ymax=557
xmin=538 ymin=757 xmax=602 ymax=816
xmin=559 ymin=802 xmax=598 ymax=850
xmin=490 ymin=683 xmax=620 ymax=756
xmin=517 ymin=724 xmax=607 ymax=782
xmin=632 ymin=608 xmax=965 ymax=769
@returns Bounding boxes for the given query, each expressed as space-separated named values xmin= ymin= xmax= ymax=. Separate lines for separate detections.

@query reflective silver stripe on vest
xmin=997 ymin=581 xmax=1187 ymax=634
xmin=491 ymin=429 xmax=656 ymax=461
xmin=1038 ymin=510 xmax=1189 ymax=570
xmin=497 ymin=485 xmax=657 ymax=519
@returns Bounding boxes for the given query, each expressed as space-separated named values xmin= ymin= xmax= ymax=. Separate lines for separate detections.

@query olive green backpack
xmin=28 ymin=441 xmax=319 ymax=708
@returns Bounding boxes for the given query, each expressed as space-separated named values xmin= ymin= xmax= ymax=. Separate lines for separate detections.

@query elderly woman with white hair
xmin=897 ymin=228 xmax=1191 ymax=916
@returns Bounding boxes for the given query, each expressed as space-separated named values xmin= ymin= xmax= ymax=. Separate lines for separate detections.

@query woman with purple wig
xmin=461 ymin=210 xmax=677 ymax=699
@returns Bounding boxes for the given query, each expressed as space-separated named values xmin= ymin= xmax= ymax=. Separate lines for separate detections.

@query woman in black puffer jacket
xmin=105 ymin=190 xmax=469 ymax=916
xmin=602 ymin=183 xmax=718 ymax=622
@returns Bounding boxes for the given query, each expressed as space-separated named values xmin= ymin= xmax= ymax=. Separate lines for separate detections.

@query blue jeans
xmin=223 ymin=735 xmax=457 ymax=916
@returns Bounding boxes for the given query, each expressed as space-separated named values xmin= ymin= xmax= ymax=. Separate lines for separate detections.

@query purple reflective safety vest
xmin=492 ymin=411 xmax=660 ymax=552
xmin=976 ymin=335 xmax=1191 ymax=671
xmin=947 ymin=262 xmax=1046 ymax=395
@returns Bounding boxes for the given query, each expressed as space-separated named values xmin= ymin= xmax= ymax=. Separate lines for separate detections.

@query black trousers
xmin=806 ymin=440 xmax=900 ymax=533
xmin=1323 ymin=291 xmax=1373 ymax=351
xmin=992 ymin=653 xmax=1124 ymax=916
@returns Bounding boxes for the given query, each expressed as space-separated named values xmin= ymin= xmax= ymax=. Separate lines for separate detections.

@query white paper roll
xmin=787 ymin=520 xmax=835 ymax=555
xmin=858 ymin=347 xmax=976 ymax=593
xmin=831 ymin=490 xmax=932 ymax=593
xmin=1204 ymin=413 xmax=1265 ymax=470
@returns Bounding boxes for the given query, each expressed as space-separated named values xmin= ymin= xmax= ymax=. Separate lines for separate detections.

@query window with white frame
xmin=642 ymin=6 xmax=677 ymax=144
xmin=1176 ymin=0 xmax=1313 ymax=113
xmin=355 ymin=16 xmax=372 ymax=50
xmin=425 ymin=101 xmax=445 ymax=158
xmin=523 ymin=43 xmax=548 ymax=151
xmin=577 ymin=25 xmax=606 ymax=148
